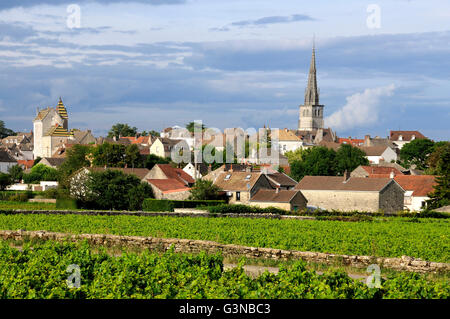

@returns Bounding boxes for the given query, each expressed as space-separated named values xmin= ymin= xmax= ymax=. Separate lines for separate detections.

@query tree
xmin=284 ymin=148 xmax=308 ymax=163
xmin=427 ymin=142 xmax=450 ymax=175
xmin=427 ymin=143 xmax=450 ymax=209
xmin=82 ymin=169 xmax=153 ymax=210
xmin=186 ymin=122 xmax=206 ymax=133
xmin=8 ymin=165 xmax=23 ymax=183
xmin=189 ymin=179 xmax=222 ymax=200
xmin=289 ymin=147 xmax=337 ymax=181
xmin=22 ymin=164 xmax=59 ymax=183
xmin=107 ymin=123 xmax=137 ymax=139
xmin=400 ymin=138 xmax=435 ymax=170
xmin=0 ymin=173 xmax=12 ymax=191
xmin=144 ymin=154 xmax=170 ymax=170
xmin=148 ymin=130 xmax=160 ymax=137
xmin=125 ymin=144 xmax=141 ymax=169
xmin=0 ymin=120 xmax=15 ymax=139
xmin=335 ymin=144 xmax=369 ymax=175
xmin=58 ymin=144 xmax=92 ymax=188
xmin=92 ymin=143 xmax=126 ymax=167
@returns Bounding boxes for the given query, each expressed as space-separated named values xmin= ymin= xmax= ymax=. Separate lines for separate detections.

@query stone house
xmin=0 ymin=150 xmax=17 ymax=173
xmin=389 ymin=130 xmax=426 ymax=149
xmin=351 ymin=165 xmax=404 ymax=178
xmin=147 ymin=164 xmax=195 ymax=200
xmin=183 ymin=162 xmax=209 ymax=180
xmin=265 ymin=172 xmax=298 ymax=190
xmin=295 ymin=175 xmax=404 ymax=213
xmin=149 ymin=137 xmax=187 ymax=159
xmin=359 ymin=145 xmax=397 ymax=164
xmin=249 ymin=189 xmax=307 ymax=212
xmin=206 ymin=171 xmax=273 ymax=204
xmin=39 ymin=157 xmax=66 ymax=169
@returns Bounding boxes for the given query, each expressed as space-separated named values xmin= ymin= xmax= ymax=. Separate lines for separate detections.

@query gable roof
xmin=0 ymin=150 xmax=17 ymax=163
xmin=156 ymin=164 xmax=195 ymax=185
xmin=266 ymin=172 xmax=297 ymax=188
xmin=277 ymin=129 xmax=301 ymax=141
xmin=34 ymin=107 xmax=52 ymax=121
xmin=390 ymin=175 xmax=435 ymax=196
xmin=390 ymin=130 xmax=426 ymax=141
xmin=41 ymin=157 xmax=66 ymax=167
xmin=295 ymin=176 xmax=396 ymax=192
xmin=360 ymin=166 xmax=404 ymax=176
xmin=212 ymin=171 xmax=264 ymax=191
xmin=358 ymin=145 xmax=390 ymax=156
xmin=250 ymin=189 xmax=304 ymax=203
xmin=147 ymin=178 xmax=190 ymax=193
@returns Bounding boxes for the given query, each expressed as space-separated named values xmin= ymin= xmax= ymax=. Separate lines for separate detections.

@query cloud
xmin=0 ymin=22 xmax=37 ymax=40
xmin=0 ymin=0 xmax=186 ymax=10
xmin=210 ymin=14 xmax=315 ymax=32
xmin=325 ymin=84 xmax=396 ymax=131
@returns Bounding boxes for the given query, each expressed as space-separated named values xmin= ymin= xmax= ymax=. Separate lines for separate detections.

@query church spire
xmin=304 ymin=42 xmax=319 ymax=105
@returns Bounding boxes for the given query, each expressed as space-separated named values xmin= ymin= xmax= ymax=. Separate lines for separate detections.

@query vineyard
xmin=0 ymin=241 xmax=448 ymax=299
xmin=0 ymin=214 xmax=448 ymax=262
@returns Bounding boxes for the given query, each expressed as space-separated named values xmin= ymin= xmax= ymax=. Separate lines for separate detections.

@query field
xmin=0 ymin=240 xmax=448 ymax=299
xmin=0 ymin=213 xmax=448 ymax=262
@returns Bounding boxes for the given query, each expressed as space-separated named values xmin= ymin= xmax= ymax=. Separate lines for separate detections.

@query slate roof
xmin=42 ymin=157 xmax=66 ymax=167
xmin=295 ymin=176 xmax=396 ymax=192
xmin=0 ymin=150 xmax=17 ymax=163
xmin=250 ymin=189 xmax=304 ymax=203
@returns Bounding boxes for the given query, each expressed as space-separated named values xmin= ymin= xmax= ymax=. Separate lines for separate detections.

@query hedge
xmin=142 ymin=199 xmax=175 ymax=212
xmin=55 ymin=199 xmax=78 ymax=210
xmin=171 ymin=200 xmax=225 ymax=209
xmin=206 ymin=204 xmax=288 ymax=215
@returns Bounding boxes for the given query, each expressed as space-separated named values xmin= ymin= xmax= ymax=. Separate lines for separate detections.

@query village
xmin=0 ymin=46 xmax=445 ymax=214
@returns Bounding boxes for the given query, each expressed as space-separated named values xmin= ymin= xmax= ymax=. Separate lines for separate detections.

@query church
xmin=33 ymin=98 xmax=74 ymax=158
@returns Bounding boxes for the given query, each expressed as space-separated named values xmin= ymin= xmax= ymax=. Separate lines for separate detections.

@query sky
xmin=0 ymin=0 xmax=449 ymax=140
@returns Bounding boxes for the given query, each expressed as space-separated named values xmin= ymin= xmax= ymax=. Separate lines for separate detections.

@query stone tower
xmin=298 ymin=44 xmax=324 ymax=131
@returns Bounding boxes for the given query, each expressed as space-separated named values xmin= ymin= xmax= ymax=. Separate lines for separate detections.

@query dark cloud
xmin=0 ymin=0 xmax=186 ymax=10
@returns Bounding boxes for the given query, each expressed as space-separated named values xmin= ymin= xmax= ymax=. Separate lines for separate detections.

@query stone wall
xmin=301 ymin=190 xmax=381 ymax=212
xmin=379 ymin=181 xmax=404 ymax=213
xmin=0 ymin=230 xmax=447 ymax=274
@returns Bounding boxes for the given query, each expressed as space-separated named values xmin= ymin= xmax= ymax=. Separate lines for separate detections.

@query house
xmin=370 ymin=175 xmax=437 ymax=212
xmin=17 ymin=160 xmax=34 ymax=170
xmin=39 ymin=157 xmax=66 ymax=169
xmin=0 ymin=150 xmax=17 ymax=173
xmin=351 ymin=165 xmax=404 ymax=178
xmin=265 ymin=172 xmax=298 ymax=190
xmin=274 ymin=129 xmax=303 ymax=155
xmin=183 ymin=162 xmax=209 ymax=179
xmin=205 ymin=171 xmax=273 ymax=204
xmin=338 ymin=137 xmax=364 ymax=147
xmin=71 ymin=130 xmax=96 ymax=145
xmin=295 ymin=175 xmax=404 ymax=213
xmin=147 ymin=164 xmax=195 ymax=200
xmin=249 ymin=189 xmax=307 ymax=212
xmin=389 ymin=130 xmax=426 ymax=149
xmin=149 ymin=137 xmax=187 ymax=159
xmin=359 ymin=145 xmax=397 ymax=164
xmin=363 ymin=135 xmax=397 ymax=149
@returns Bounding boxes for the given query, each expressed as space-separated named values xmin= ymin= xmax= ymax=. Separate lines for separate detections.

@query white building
xmin=359 ymin=146 xmax=397 ymax=164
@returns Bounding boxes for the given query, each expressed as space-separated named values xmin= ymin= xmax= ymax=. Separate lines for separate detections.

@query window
xmin=236 ymin=192 xmax=240 ymax=201
xmin=245 ymin=174 xmax=251 ymax=180
xmin=224 ymin=174 xmax=231 ymax=180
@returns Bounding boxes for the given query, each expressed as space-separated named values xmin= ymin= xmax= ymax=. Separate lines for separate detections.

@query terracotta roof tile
xmin=370 ymin=175 xmax=436 ymax=197
xmin=156 ymin=164 xmax=195 ymax=185
xmin=148 ymin=178 xmax=190 ymax=193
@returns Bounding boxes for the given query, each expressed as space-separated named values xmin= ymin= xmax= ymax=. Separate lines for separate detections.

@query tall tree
xmin=58 ymin=144 xmax=92 ymax=188
xmin=0 ymin=120 xmax=15 ymax=139
xmin=107 ymin=123 xmax=137 ymax=139
xmin=0 ymin=173 xmax=12 ymax=191
xmin=148 ymin=130 xmax=160 ymax=137
xmin=8 ymin=165 xmax=23 ymax=183
xmin=92 ymin=143 xmax=126 ymax=167
xmin=400 ymin=138 xmax=435 ymax=170
xmin=125 ymin=144 xmax=141 ymax=168
xmin=335 ymin=144 xmax=369 ymax=175
xmin=289 ymin=147 xmax=337 ymax=181
xmin=189 ymin=179 xmax=222 ymax=200
xmin=427 ymin=143 xmax=450 ymax=209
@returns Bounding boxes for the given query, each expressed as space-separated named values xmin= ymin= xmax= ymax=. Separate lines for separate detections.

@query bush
xmin=56 ymin=199 xmax=78 ymax=210
xmin=171 ymin=200 xmax=225 ymax=209
xmin=142 ymin=199 xmax=174 ymax=212
xmin=8 ymin=193 xmax=29 ymax=202
xmin=207 ymin=204 xmax=288 ymax=215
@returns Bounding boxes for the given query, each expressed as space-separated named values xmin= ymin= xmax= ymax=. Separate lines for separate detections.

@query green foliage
xmin=148 ymin=130 xmax=160 ymax=137
xmin=335 ymin=144 xmax=369 ymax=175
xmin=427 ymin=142 xmax=450 ymax=175
xmin=0 ymin=120 xmax=14 ymax=139
xmin=33 ymin=157 xmax=41 ymax=167
xmin=56 ymin=199 xmax=78 ymax=210
xmin=0 ymin=201 xmax=56 ymax=210
xmin=92 ymin=143 xmax=126 ymax=167
xmin=207 ymin=204 xmax=288 ymax=215
xmin=58 ymin=144 xmax=92 ymax=188
xmin=400 ymin=138 xmax=435 ymax=170
xmin=7 ymin=165 xmax=23 ymax=183
xmin=107 ymin=123 xmax=137 ymax=139
xmin=426 ymin=142 xmax=450 ymax=209
xmin=289 ymin=147 xmax=337 ymax=181
xmin=0 ymin=173 xmax=12 ymax=191
xmin=0 ymin=241 xmax=447 ymax=299
xmin=142 ymin=199 xmax=175 ymax=212
xmin=143 ymin=154 xmax=170 ymax=170
xmin=125 ymin=144 xmax=141 ymax=168
xmin=22 ymin=164 xmax=59 ymax=183
xmin=81 ymin=169 xmax=153 ymax=210
xmin=8 ymin=193 xmax=28 ymax=202
xmin=189 ymin=179 xmax=222 ymax=200
xmin=186 ymin=122 xmax=206 ymax=133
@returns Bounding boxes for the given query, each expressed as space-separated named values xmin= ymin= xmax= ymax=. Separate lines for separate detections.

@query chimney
xmin=343 ymin=170 xmax=351 ymax=182
xmin=208 ymin=164 xmax=212 ymax=173
xmin=230 ymin=164 xmax=233 ymax=172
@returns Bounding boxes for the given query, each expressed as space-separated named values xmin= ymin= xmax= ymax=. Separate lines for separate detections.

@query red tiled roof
xmin=147 ymin=178 xmax=190 ymax=193
xmin=338 ymin=138 xmax=364 ymax=146
xmin=390 ymin=131 xmax=426 ymax=141
xmin=156 ymin=164 xmax=195 ymax=185
xmin=361 ymin=166 xmax=403 ymax=176
xmin=370 ymin=175 xmax=437 ymax=197
xmin=17 ymin=160 xmax=34 ymax=169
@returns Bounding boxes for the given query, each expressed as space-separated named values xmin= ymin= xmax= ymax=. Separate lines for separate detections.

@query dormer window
xmin=411 ymin=135 xmax=415 ymax=140
xmin=224 ymin=174 xmax=231 ymax=180
xmin=399 ymin=135 xmax=403 ymax=141
xmin=245 ymin=174 xmax=251 ymax=180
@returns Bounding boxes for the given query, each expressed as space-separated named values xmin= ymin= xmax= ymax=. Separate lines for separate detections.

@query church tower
xmin=298 ymin=43 xmax=324 ymax=131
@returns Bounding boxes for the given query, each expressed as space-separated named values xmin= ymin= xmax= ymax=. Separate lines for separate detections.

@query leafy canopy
xmin=400 ymin=138 xmax=435 ymax=170
xmin=189 ymin=179 xmax=222 ymax=200
xmin=107 ymin=123 xmax=137 ymax=139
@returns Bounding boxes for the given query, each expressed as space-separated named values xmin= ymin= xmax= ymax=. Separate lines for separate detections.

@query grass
xmin=0 ymin=213 xmax=448 ymax=263
xmin=0 ymin=201 xmax=56 ymax=210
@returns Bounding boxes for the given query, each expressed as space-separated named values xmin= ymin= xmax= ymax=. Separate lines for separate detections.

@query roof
xmin=266 ymin=172 xmax=297 ymax=187
xmin=0 ymin=150 xmax=17 ymax=163
xmin=34 ymin=107 xmax=52 ymax=121
xmin=358 ymin=145 xmax=390 ymax=156
xmin=319 ymin=141 xmax=341 ymax=151
xmin=392 ymin=175 xmax=436 ymax=197
xmin=72 ymin=130 xmax=94 ymax=144
xmin=338 ymin=137 xmax=364 ymax=146
xmin=147 ymin=178 xmax=190 ymax=193
xmin=17 ymin=160 xmax=34 ymax=169
xmin=390 ymin=130 xmax=426 ymax=141
xmin=42 ymin=157 xmax=66 ymax=167
xmin=45 ymin=124 xmax=72 ymax=137
xmin=87 ymin=167 xmax=150 ymax=180
xmin=250 ymin=189 xmax=303 ymax=203
xmin=295 ymin=176 xmax=396 ymax=192
xmin=56 ymin=98 xmax=68 ymax=120
xmin=277 ymin=129 xmax=301 ymax=141
xmin=360 ymin=166 xmax=404 ymax=176
xmin=156 ymin=164 xmax=195 ymax=185
xmin=212 ymin=171 xmax=264 ymax=191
